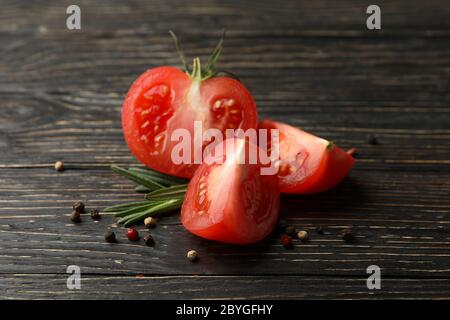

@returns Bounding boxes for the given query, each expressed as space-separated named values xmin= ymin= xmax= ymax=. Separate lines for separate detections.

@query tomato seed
xmin=278 ymin=163 xmax=292 ymax=176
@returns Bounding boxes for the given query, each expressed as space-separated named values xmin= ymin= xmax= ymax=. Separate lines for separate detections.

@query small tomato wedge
xmin=259 ymin=120 xmax=355 ymax=194
xmin=182 ymin=138 xmax=280 ymax=244
xmin=122 ymin=34 xmax=258 ymax=178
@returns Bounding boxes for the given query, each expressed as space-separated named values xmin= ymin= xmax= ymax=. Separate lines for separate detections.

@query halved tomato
xmin=181 ymin=138 xmax=280 ymax=244
xmin=122 ymin=33 xmax=258 ymax=178
xmin=259 ymin=120 xmax=355 ymax=194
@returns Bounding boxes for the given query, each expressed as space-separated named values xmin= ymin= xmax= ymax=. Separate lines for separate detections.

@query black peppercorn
xmin=367 ymin=134 xmax=378 ymax=145
xmin=342 ymin=228 xmax=355 ymax=242
xmin=105 ymin=230 xmax=116 ymax=243
xmin=316 ymin=227 xmax=324 ymax=235
xmin=90 ymin=209 xmax=101 ymax=220
xmin=72 ymin=201 xmax=85 ymax=213
xmin=70 ymin=210 xmax=81 ymax=223
xmin=284 ymin=225 xmax=296 ymax=237
xmin=143 ymin=234 xmax=154 ymax=246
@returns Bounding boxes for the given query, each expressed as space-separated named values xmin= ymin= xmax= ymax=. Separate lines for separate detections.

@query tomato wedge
xmin=259 ymin=120 xmax=355 ymax=194
xmin=122 ymin=33 xmax=258 ymax=178
xmin=181 ymin=138 xmax=280 ymax=244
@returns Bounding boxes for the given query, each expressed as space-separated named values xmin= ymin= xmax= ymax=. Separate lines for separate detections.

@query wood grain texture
xmin=2 ymin=275 xmax=450 ymax=300
xmin=1 ymin=0 xmax=450 ymax=299
xmin=0 ymin=169 xmax=449 ymax=277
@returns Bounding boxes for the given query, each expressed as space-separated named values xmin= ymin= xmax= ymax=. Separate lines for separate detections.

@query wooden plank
xmin=1 ymin=274 xmax=450 ymax=299
xmin=0 ymin=169 xmax=449 ymax=276
xmin=2 ymin=35 xmax=450 ymax=100
xmin=1 ymin=0 xmax=450 ymax=35
xmin=1 ymin=34 xmax=450 ymax=167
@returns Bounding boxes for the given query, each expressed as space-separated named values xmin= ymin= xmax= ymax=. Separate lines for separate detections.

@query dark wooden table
xmin=1 ymin=0 xmax=450 ymax=299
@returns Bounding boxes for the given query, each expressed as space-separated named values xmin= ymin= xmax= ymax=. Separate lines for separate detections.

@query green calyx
xmin=169 ymin=30 xmax=226 ymax=81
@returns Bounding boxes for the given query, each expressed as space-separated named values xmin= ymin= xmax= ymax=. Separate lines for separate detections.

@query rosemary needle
xmin=120 ymin=199 xmax=184 ymax=227
xmin=103 ymin=200 xmax=155 ymax=212
xmin=128 ymin=167 xmax=188 ymax=186
xmin=111 ymin=165 xmax=165 ymax=191
xmin=145 ymin=184 xmax=188 ymax=200
xmin=113 ymin=202 xmax=161 ymax=218
xmin=135 ymin=185 xmax=151 ymax=193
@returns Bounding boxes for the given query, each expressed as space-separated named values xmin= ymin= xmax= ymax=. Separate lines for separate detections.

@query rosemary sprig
xmin=105 ymin=166 xmax=188 ymax=226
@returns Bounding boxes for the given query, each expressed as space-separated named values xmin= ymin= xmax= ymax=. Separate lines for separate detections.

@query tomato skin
xmin=282 ymin=143 xmax=355 ymax=194
xmin=122 ymin=67 xmax=186 ymax=175
xmin=122 ymin=67 xmax=258 ymax=178
xmin=259 ymin=120 xmax=355 ymax=194
xmin=181 ymin=138 xmax=280 ymax=244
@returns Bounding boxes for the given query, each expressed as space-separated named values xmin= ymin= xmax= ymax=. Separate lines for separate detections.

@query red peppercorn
xmin=281 ymin=234 xmax=293 ymax=248
xmin=126 ymin=228 xmax=139 ymax=241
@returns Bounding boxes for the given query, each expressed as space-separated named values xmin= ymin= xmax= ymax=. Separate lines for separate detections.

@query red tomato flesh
xmin=122 ymin=67 xmax=258 ymax=178
xmin=259 ymin=120 xmax=355 ymax=194
xmin=182 ymin=138 xmax=280 ymax=244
